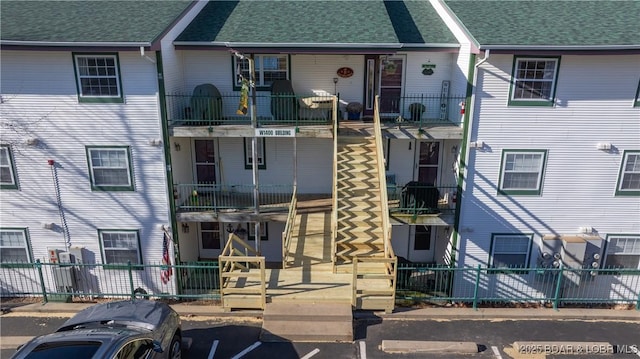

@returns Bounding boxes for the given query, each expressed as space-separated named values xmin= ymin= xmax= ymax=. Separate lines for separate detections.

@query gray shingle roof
xmin=1 ymin=1 xmax=193 ymax=45
xmin=444 ymin=0 xmax=640 ymax=48
xmin=176 ymin=1 xmax=458 ymax=47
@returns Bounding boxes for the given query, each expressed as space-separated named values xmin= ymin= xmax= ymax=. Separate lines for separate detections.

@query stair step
xmin=261 ymin=303 xmax=353 ymax=342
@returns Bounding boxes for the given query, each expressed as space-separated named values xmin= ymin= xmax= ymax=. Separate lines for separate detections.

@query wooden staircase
xmin=335 ymin=136 xmax=386 ymax=265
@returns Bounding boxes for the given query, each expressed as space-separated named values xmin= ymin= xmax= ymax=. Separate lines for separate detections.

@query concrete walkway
xmin=3 ymin=302 xmax=639 ymax=322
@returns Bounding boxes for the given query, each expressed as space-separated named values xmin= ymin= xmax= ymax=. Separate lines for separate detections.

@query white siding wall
xmin=171 ymin=137 xmax=332 ymax=193
xmin=160 ymin=1 xmax=209 ymax=94
xmin=456 ymin=53 xmax=640 ymax=298
xmin=0 ymin=51 xmax=169 ymax=266
xmin=402 ymin=52 xmax=457 ymax=95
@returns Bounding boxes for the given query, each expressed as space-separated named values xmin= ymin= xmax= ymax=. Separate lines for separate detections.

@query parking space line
xmin=231 ymin=341 xmax=262 ymax=359
xmin=207 ymin=340 xmax=219 ymax=359
xmin=491 ymin=346 xmax=503 ymax=359
xmin=300 ymin=348 xmax=320 ymax=359
xmin=359 ymin=340 xmax=367 ymax=359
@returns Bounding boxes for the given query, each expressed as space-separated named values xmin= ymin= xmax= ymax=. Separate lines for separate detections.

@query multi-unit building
xmin=1 ymin=0 xmax=638 ymax=309
xmin=442 ymin=0 xmax=640 ymax=299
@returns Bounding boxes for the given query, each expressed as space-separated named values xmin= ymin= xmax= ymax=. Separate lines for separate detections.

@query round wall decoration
xmin=337 ymin=67 xmax=354 ymax=78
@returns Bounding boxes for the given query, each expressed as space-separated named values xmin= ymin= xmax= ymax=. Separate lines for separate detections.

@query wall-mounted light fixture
xmin=451 ymin=145 xmax=458 ymax=154
xmin=25 ymin=138 xmax=40 ymax=146
xmin=469 ymin=141 xmax=484 ymax=149
xmin=181 ymin=223 xmax=190 ymax=233
xmin=42 ymin=222 xmax=55 ymax=230
xmin=226 ymin=224 xmax=235 ymax=233
xmin=596 ymin=142 xmax=612 ymax=150
xmin=174 ymin=142 xmax=181 ymax=151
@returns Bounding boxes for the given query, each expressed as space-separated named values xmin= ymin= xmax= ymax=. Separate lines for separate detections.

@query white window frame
xmin=86 ymin=146 xmax=134 ymax=191
xmin=604 ymin=235 xmax=640 ymax=269
xmin=0 ymin=145 xmax=18 ymax=189
xmin=509 ymin=57 xmax=559 ymax=105
xmin=490 ymin=234 xmax=532 ymax=269
xmin=73 ymin=54 xmax=122 ymax=101
xmin=99 ymin=230 xmax=142 ymax=266
xmin=244 ymin=138 xmax=265 ymax=169
xmin=616 ymin=150 xmax=640 ymax=196
xmin=234 ymin=54 xmax=289 ymax=88
xmin=498 ymin=150 xmax=547 ymax=195
xmin=0 ymin=228 xmax=31 ymax=263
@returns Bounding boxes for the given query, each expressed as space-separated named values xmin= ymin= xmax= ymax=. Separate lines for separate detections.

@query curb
xmin=4 ymin=303 xmax=639 ymax=322
xmin=381 ymin=340 xmax=478 ymax=354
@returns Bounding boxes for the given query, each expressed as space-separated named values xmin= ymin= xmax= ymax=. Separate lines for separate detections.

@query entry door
xmin=364 ymin=55 xmax=405 ymax=117
xmin=194 ymin=140 xmax=216 ymax=184
xmin=198 ymin=222 xmax=221 ymax=259
xmin=409 ymin=225 xmax=435 ymax=262
xmin=416 ymin=141 xmax=440 ymax=185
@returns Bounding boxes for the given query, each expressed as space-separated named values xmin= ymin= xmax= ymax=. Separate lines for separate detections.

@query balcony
xmin=166 ymin=92 xmax=336 ymax=128
xmin=387 ymin=184 xmax=457 ymax=226
xmin=174 ymin=183 xmax=295 ymax=212
xmin=379 ymin=94 xmax=466 ymax=127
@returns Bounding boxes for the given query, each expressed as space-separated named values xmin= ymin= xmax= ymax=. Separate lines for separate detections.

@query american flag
xmin=161 ymin=231 xmax=173 ymax=284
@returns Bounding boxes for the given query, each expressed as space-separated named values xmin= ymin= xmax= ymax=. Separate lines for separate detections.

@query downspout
xmin=155 ymin=51 xmax=181 ymax=267
xmin=450 ymin=51 xmax=487 ymax=269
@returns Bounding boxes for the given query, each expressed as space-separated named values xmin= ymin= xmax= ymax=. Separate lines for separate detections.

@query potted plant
xmin=408 ymin=103 xmax=426 ymax=122
xmin=346 ymin=102 xmax=363 ymax=120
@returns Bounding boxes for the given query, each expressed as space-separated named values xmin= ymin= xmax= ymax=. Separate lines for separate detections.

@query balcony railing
xmin=387 ymin=184 xmax=457 ymax=216
xmin=166 ymin=92 xmax=335 ymax=127
xmin=174 ymin=183 xmax=294 ymax=212
xmin=379 ymin=94 xmax=466 ymax=126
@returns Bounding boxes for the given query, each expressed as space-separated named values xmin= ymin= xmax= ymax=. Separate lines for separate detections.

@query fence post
xmin=127 ymin=261 xmax=135 ymax=300
xmin=472 ymin=265 xmax=481 ymax=311
xmin=36 ymin=260 xmax=48 ymax=304
xmin=553 ymin=265 xmax=564 ymax=311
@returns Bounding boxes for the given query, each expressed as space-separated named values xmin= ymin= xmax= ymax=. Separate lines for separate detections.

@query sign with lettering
xmin=255 ymin=128 xmax=296 ymax=137
xmin=337 ymin=67 xmax=354 ymax=78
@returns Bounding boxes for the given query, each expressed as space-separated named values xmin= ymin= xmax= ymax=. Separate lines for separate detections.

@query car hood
xmin=59 ymin=300 xmax=171 ymax=332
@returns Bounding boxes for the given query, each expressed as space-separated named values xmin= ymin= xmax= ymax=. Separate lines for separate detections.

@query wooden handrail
xmin=219 ymin=232 xmax=266 ymax=310
xmin=282 ymin=186 xmax=298 ymax=269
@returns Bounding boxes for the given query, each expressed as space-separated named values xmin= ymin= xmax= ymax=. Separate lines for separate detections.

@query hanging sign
xmin=337 ymin=67 xmax=354 ymax=78
xmin=255 ymin=128 xmax=296 ymax=137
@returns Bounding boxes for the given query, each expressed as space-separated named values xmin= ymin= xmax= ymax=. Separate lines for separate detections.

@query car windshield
xmin=24 ymin=341 xmax=102 ymax=359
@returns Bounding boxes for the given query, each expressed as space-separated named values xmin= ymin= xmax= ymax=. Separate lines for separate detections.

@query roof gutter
xmin=479 ymin=44 xmax=640 ymax=51
xmin=173 ymin=41 xmax=404 ymax=49
xmin=0 ymin=40 xmax=152 ymax=48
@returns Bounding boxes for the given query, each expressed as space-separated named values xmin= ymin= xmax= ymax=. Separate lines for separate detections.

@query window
xmin=99 ymin=230 xmax=142 ymax=267
xmin=233 ymin=54 xmax=289 ymax=89
xmin=489 ymin=234 xmax=532 ymax=268
xmin=635 ymin=80 xmax=640 ymax=107
xmin=616 ymin=150 xmax=640 ymax=195
xmin=201 ymin=222 xmax=221 ymax=250
xmin=414 ymin=225 xmax=431 ymax=250
xmin=73 ymin=54 xmax=123 ymax=103
xmin=604 ymin=235 xmax=640 ymax=269
xmin=509 ymin=56 xmax=560 ymax=106
xmin=0 ymin=229 xmax=31 ymax=263
xmin=0 ymin=145 xmax=18 ymax=189
xmin=498 ymin=150 xmax=547 ymax=195
xmin=244 ymin=138 xmax=266 ymax=169
xmin=115 ymin=339 xmax=154 ymax=359
xmin=248 ymin=222 xmax=268 ymax=241
xmin=86 ymin=146 xmax=134 ymax=191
